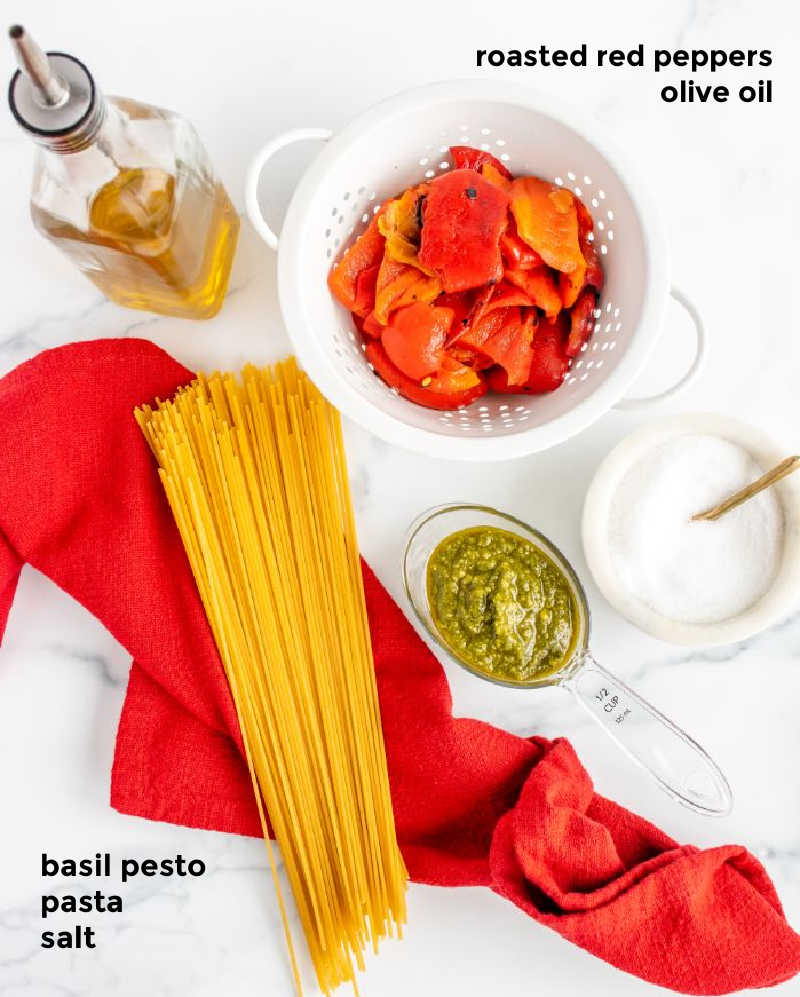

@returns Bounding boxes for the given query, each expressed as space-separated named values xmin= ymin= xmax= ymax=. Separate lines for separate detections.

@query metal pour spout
xmin=8 ymin=25 xmax=69 ymax=108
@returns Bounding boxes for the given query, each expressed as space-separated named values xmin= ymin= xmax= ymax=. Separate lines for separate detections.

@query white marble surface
xmin=1 ymin=0 xmax=798 ymax=994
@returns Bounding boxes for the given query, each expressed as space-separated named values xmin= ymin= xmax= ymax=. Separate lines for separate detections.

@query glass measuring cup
xmin=402 ymin=503 xmax=733 ymax=817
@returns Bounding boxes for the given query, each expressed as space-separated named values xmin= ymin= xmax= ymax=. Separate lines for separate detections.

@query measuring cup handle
xmin=245 ymin=128 xmax=333 ymax=250
xmin=613 ymin=286 xmax=706 ymax=411
xmin=565 ymin=654 xmax=732 ymax=816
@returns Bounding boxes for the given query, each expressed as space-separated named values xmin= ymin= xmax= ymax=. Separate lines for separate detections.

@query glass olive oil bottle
xmin=8 ymin=25 xmax=239 ymax=319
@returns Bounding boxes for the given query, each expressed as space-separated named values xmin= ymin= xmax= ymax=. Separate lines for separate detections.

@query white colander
xmin=246 ymin=80 xmax=704 ymax=461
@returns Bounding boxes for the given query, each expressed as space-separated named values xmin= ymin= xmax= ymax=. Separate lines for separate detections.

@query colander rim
xmin=276 ymin=78 xmax=670 ymax=461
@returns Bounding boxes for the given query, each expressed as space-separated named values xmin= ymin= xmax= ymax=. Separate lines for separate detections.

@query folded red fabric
xmin=0 ymin=339 xmax=798 ymax=994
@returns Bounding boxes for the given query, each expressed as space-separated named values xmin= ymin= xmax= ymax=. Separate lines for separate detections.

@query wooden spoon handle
xmin=692 ymin=455 xmax=800 ymax=522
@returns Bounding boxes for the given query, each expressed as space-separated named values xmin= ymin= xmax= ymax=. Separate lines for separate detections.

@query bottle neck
xmin=10 ymin=52 xmax=106 ymax=155
xmin=33 ymin=89 xmax=106 ymax=154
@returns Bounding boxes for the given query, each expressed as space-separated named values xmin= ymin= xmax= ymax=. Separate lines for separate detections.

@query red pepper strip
xmin=459 ymin=306 xmax=537 ymax=386
xmin=479 ymin=307 xmax=537 ymax=387
xmin=352 ymin=262 xmax=380 ymax=317
xmin=381 ymin=302 xmax=453 ymax=380
xmin=446 ymin=343 xmax=495 ymax=371
xmin=582 ymin=234 xmax=604 ymax=292
xmin=480 ymin=162 xmax=513 ymax=193
xmin=327 ymin=217 xmax=385 ymax=311
xmin=373 ymin=255 xmax=442 ymax=325
xmin=436 ymin=290 xmax=477 ymax=338
xmin=558 ymin=257 xmax=587 ymax=309
xmin=419 ymin=170 xmax=509 ymax=293
xmin=559 ymin=196 xmax=603 ymax=305
xmin=458 ymin=307 xmax=505 ymax=351
xmin=438 ymin=286 xmax=498 ymax=350
xmin=467 ymin=283 xmax=497 ymax=330
xmin=449 ymin=145 xmax=514 ymax=180
xmin=365 ymin=341 xmax=486 ymax=410
xmin=378 ymin=184 xmax=433 ymax=273
xmin=575 ymin=196 xmax=595 ymax=238
xmin=430 ymin=355 xmax=486 ymax=395
xmin=480 ymin=280 xmax=533 ymax=316
xmin=488 ymin=315 xmax=570 ymax=394
xmin=509 ymin=177 xmax=583 ymax=275
xmin=565 ymin=289 xmax=598 ymax=358
xmin=556 ymin=195 xmax=601 ymax=307
xmin=501 ymin=218 xmax=544 ymax=269
xmin=361 ymin=311 xmax=384 ymax=338
xmin=505 ymin=267 xmax=562 ymax=320
xmin=558 ymin=231 xmax=604 ymax=306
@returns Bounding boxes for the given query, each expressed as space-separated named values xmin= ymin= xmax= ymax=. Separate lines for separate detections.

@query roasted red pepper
xmin=505 ymin=267 xmax=562 ymax=320
xmin=373 ymin=256 xmax=442 ymax=325
xmin=327 ymin=217 xmax=385 ymax=312
xmin=575 ymin=197 xmax=594 ymax=238
xmin=378 ymin=184 xmax=432 ymax=273
xmin=558 ymin=198 xmax=604 ymax=306
xmin=480 ymin=280 xmax=533 ymax=315
xmin=429 ymin=355 xmax=486 ymax=395
xmin=458 ymin=307 xmax=505 ymax=350
xmin=419 ymin=170 xmax=509 ymax=292
xmin=444 ymin=285 xmax=500 ymax=349
xmin=582 ymin=235 xmax=604 ymax=292
xmin=449 ymin=145 xmax=514 ymax=181
xmin=488 ymin=316 xmax=570 ymax=394
xmin=565 ymin=288 xmax=597 ymax=357
xmin=509 ymin=178 xmax=584 ymax=275
xmin=480 ymin=162 xmax=513 ymax=193
xmin=352 ymin=263 xmax=380 ymax=317
xmin=558 ymin=259 xmax=587 ymax=309
xmin=446 ymin=342 xmax=495 ymax=370
xmin=529 ymin=317 xmax=571 ymax=391
xmin=361 ymin=311 xmax=384 ymax=338
xmin=365 ymin=341 xmax=486 ymax=410
xmin=381 ymin=302 xmax=453 ymax=380
xmin=501 ymin=220 xmax=544 ymax=270
xmin=436 ymin=290 xmax=479 ymax=337
xmin=478 ymin=307 xmax=536 ymax=387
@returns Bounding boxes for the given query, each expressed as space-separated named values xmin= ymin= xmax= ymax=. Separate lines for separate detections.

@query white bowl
xmin=582 ymin=413 xmax=800 ymax=646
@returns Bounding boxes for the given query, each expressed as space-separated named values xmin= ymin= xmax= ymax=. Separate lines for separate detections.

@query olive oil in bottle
xmin=9 ymin=26 xmax=239 ymax=320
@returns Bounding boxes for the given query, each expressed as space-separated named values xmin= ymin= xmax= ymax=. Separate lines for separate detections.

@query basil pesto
xmin=426 ymin=526 xmax=578 ymax=683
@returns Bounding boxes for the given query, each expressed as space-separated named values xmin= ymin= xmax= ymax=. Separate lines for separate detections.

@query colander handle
xmin=614 ymin=287 xmax=706 ymax=411
xmin=245 ymin=128 xmax=333 ymax=250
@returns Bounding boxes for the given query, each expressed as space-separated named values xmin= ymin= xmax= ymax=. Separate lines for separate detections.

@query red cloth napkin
xmin=0 ymin=338 xmax=798 ymax=994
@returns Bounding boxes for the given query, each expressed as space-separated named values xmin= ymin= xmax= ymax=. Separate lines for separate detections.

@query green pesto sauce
xmin=426 ymin=526 xmax=578 ymax=683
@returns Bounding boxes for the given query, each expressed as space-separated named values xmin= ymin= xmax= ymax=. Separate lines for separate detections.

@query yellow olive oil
xmin=32 ymin=166 xmax=239 ymax=319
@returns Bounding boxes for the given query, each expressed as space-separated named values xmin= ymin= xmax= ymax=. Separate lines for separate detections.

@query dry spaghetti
xmin=136 ymin=359 xmax=407 ymax=995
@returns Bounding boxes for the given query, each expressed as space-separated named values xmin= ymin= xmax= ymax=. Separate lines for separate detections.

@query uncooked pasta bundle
xmin=136 ymin=359 xmax=407 ymax=995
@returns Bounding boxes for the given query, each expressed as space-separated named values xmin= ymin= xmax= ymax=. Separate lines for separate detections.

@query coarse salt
xmin=608 ymin=434 xmax=783 ymax=624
